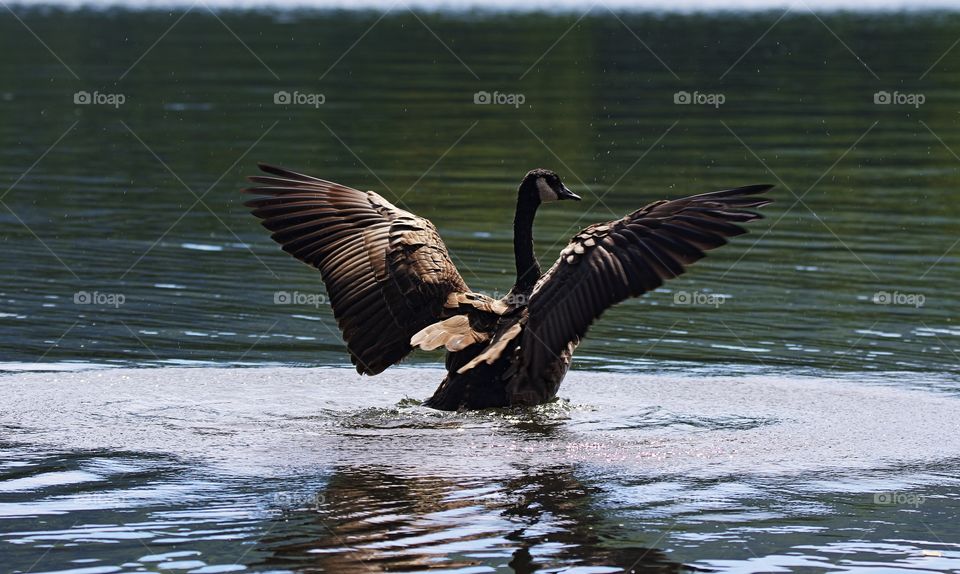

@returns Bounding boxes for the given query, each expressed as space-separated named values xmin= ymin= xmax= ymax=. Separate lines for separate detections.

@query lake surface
xmin=1 ymin=6 xmax=959 ymax=573
xmin=3 ymin=367 xmax=960 ymax=574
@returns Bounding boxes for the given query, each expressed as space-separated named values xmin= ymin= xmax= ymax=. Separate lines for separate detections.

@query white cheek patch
xmin=537 ymin=177 xmax=558 ymax=202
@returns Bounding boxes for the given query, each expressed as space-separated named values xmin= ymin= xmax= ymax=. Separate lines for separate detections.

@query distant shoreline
xmin=5 ymin=0 xmax=960 ymax=14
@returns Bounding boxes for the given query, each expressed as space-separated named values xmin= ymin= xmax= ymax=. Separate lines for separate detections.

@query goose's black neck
xmin=512 ymin=192 xmax=541 ymax=294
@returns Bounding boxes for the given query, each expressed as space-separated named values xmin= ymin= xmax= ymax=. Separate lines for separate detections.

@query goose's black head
xmin=519 ymin=168 xmax=581 ymax=205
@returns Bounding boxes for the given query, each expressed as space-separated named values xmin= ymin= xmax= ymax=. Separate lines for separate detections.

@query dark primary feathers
xmin=242 ymin=163 xmax=471 ymax=375
xmin=508 ymin=184 xmax=773 ymax=402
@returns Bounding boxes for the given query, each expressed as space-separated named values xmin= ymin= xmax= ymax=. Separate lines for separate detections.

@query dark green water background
xmin=2 ymin=8 xmax=959 ymax=374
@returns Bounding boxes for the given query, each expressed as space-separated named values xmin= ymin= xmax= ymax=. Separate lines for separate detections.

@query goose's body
xmin=244 ymin=164 xmax=771 ymax=410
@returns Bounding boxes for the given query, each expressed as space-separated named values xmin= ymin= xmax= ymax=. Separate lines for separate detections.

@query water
xmin=3 ymin=368 xmax=960 ymax=573
xmin=1 ymin=6 xmax=960 ymax=573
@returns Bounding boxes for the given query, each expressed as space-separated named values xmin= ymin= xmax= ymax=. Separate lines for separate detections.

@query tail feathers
xmin=456 ymin=322 xmax=522 ymax=374
xmin=411 ymin=315 xmax=490 ymax=352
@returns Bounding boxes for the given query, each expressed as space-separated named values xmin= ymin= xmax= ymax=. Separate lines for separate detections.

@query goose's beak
xmin=558 ymin=185 xmax=581 ymax=201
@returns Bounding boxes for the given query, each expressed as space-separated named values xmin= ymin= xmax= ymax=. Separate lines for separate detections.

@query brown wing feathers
xmin=520 ymin=184 xmax=772 ymax=379
xmin=243 ymin=164 xmax=470 ymax=375
xmin=244 ymin=165 xmax=769 ymax=388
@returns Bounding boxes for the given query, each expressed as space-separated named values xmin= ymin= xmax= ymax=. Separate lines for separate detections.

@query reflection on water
xmin=2 ymin=367 xmax=960 ymax=572
xmin=259 ymin=465 xmax=685 ymax=573
xmin=3 ymin=422 xmax=959 ymax=573
xmin=0 ymin=441 xmax=691 ymax=573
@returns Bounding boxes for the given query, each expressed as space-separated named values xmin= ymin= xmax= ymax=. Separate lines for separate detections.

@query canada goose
xmin=244 ymin=164 xmax=772 ymax=410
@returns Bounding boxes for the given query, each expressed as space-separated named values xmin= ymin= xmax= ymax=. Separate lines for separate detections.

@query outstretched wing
xmin=243 ymin=163 xmax=470 ymax=375
xmin=514 ymin=184 xmax=773 ymax=395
